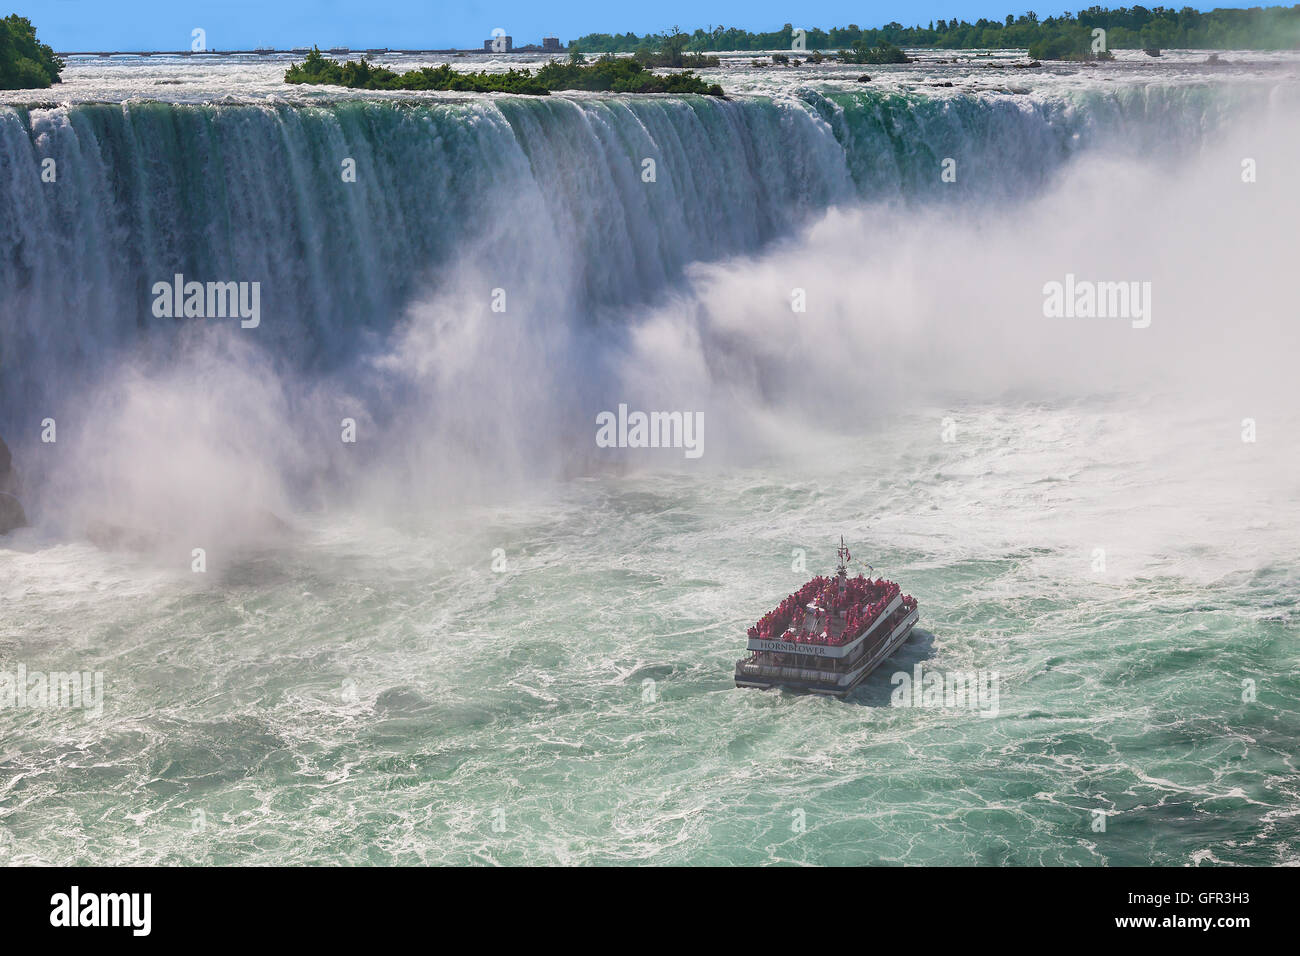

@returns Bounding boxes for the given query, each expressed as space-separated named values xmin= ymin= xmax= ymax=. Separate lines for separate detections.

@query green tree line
xmin=569 ymin=5 xmax=1300 ymax=57
xmin=285 ymin=48 xmax=724 ymax=96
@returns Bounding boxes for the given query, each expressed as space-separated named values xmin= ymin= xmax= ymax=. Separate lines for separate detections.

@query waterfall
xmin=0 ymin=81 xmax=1281 ymax=523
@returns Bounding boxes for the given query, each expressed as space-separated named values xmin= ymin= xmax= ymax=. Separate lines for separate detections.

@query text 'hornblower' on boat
xmin=735 ymin=538 xmax=919 ymax=698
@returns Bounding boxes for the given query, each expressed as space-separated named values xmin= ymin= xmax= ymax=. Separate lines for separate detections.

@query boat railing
xmin=737 ymin=607 xmax=916 ymax=683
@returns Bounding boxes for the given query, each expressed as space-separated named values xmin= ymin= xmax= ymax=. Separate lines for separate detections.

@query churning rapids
xmin=0 ymin=51 xmax=1298 ymax=864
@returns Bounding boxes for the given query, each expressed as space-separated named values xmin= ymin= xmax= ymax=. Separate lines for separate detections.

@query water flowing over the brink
xmin=0 ymin=83 xmax=1270 ymax=430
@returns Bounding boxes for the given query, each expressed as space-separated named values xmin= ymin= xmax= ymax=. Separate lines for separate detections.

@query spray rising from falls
xmin=0 ymin=82 xmax=1289 ymax=545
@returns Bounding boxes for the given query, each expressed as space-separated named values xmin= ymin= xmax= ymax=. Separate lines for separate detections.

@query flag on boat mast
xmin=840 ymin=535 xmax=874 ymax=577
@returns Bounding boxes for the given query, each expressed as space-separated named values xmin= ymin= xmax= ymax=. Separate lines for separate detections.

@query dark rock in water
xmin=0 ymin=492 xmax=26 ymax=535
xmin=1206 ymin=53 xmax=1229 ymax=66
xmin=856 ymin=74 xmax=871 ymax=82
xmin=1143 ymin=47 xmax=1161 ymax=57
xmin=0 ymin=434 xmax=16 ymax=495
xmin=85 ymin=521 xmax=162 ymax=552
xmin=254 ymin=508 xmax=292 ymax=534
xmin=0 ymin=435 xmax=25 ymax=534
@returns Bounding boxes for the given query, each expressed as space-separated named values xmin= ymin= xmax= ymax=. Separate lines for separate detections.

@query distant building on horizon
xmin=542 ymin=37 xmax=562 ymax=52
xmin=484 ymin=35 xmax=513 ymax=53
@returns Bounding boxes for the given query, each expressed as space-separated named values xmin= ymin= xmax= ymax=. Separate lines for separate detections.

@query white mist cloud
xmin=614 ymin=99 xmax=1300 ymax=451
xmin=34 ymin=327 xmax=309 ymax=564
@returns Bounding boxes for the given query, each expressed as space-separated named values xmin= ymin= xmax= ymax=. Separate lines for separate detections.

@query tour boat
xmin=734 ymin=538 xmax=919 ymax=698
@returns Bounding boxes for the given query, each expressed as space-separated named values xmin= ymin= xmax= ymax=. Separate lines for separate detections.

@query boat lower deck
xmin=735 ymin=607 xmax=919 ymax=698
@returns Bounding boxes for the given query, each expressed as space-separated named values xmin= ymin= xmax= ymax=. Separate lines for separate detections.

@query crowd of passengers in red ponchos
xmin=747 ymin=574 xmax=917 ymax=646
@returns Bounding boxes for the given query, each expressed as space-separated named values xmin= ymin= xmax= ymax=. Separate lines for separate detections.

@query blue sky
xmin=16 ymin=1 xmax=1265 ymax=51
